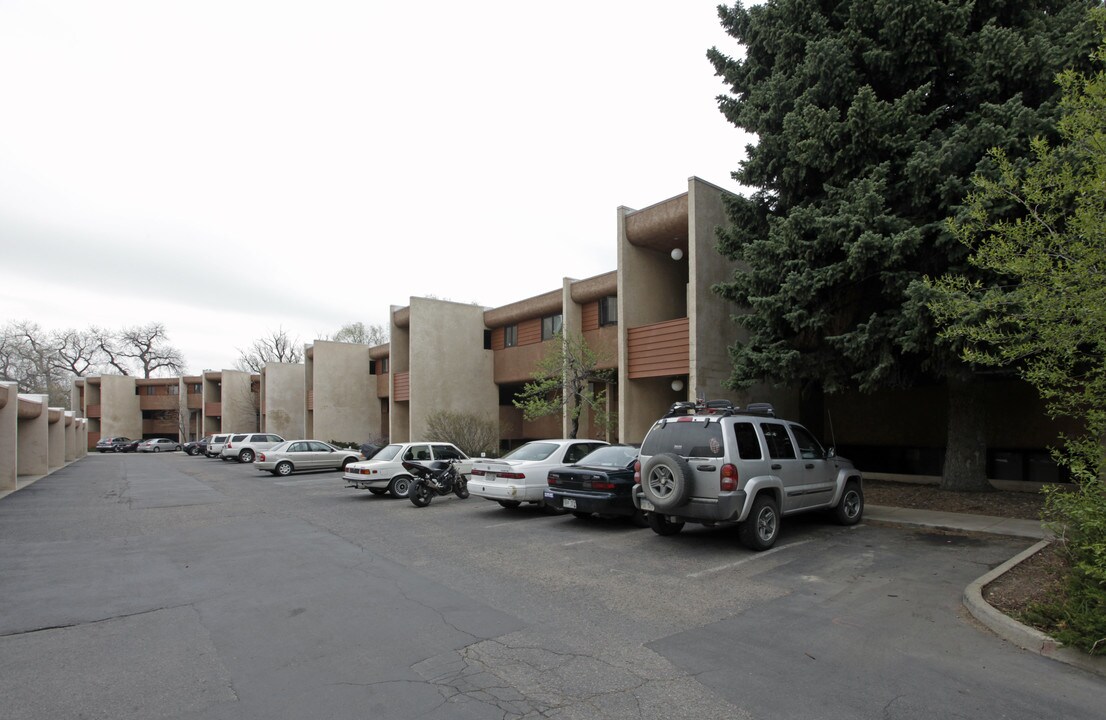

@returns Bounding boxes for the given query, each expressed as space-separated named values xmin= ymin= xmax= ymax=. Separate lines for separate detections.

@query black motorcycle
xmin=403 ymin=459 xmax=469 ymax=507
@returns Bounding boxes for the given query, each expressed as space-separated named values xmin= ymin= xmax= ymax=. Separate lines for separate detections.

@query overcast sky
xmin=0 ymin=1 xmax=753 ymax=375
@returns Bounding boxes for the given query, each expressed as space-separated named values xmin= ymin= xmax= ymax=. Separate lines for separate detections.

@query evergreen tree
xmin=708 ymin=0 xmax=1099 ymax=490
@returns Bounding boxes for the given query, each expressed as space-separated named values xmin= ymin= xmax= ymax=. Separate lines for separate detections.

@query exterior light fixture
xmin=671 ymin=248 xmax=684 ymax=261
xmin=671 ymin=378 xmax=685 ymax=392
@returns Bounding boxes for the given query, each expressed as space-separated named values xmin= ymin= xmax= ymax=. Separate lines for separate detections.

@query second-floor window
xmin=599 ymin=296 xmax=617 ymax=326
xmin=541 ymin=314 xmax=562 ymax=341
xmin=504 ymin=325 xmax=518 ymax=348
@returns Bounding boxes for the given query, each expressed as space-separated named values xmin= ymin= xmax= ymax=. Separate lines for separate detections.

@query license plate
xmin=640 ymin=498 xmax=655 ymax=512
xmin=563 ymin=498 xmax=577 ymax=509
xmin=485 ymin=473 xmax=497 ymax=481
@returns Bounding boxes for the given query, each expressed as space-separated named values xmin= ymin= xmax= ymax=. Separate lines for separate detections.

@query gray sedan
xmin=256 ymin=441 xmax=363 ymax=476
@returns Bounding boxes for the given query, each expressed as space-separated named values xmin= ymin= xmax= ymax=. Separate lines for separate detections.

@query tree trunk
xmin=941 ymin=374 xmax=991 ymax=492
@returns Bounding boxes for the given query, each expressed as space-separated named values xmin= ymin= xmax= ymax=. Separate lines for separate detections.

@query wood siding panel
xmin=627 ymin=318 xmax=689 ymax=379
xmin=140 ymin=396 xmax=179 ymax=411
xmin=86 ymin=404 xmax=101 ymax=418
xmin=518 ymin=318 xmax=542 ymax=346
xmin=186 ymin=393 xmax=202 ymax=409
xmin=204 ymin=402 xmax=222 ymax=417
xmin=581 ymin=301 xmax=600 ymax=332
xmin=394 ymin=372 xmax=410 ymax=402
xmin=491 ymin=327 xmax=505 ymax=351
xmin=306 ymin=391 xmax=313 ymax=411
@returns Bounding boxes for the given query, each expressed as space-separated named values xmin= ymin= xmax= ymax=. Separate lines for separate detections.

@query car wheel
xmin=275 ymin=461 xmax=293 ymax=477
xmin=389 ymin=475 xmax=412 ymax=498
xmin=832 ymin=480 xmax=864 ymax=526
xmin=739 ymin=493 xmax=780 ymax=551
xmin=153 ymin=447 xmax=161 ymax=453
xmin=410 ymin=480 xmax=432 ymax=507
xmin=629 ymin=509 xmax=650 ymax=528
xmin=369 ymin=488 xmax=388 ymax=496
xmin=187 ymin=447 xmax=199 ymax=456
xmin=641 ymin=453 xmax=693 ymax=511
xmin=114 ymin=446 xmax=122 ymax=453
xmin=340 ymin=457 xmax=354 ymax=471
xmin=497 ymin=500 xmax=521 ymax=509
xmin=647 ymin=513 xmax=685 ymax=536
xmin=174 ymin=445 xmax=182 ymax=452
xmin=239 ymin=449 xmax=255 ymax=463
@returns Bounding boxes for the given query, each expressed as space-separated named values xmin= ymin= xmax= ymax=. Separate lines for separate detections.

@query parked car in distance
xmin=206 ymin=433 xmax=232 ymax=458
xmin=257 ymin=441 xmax=363 ymax=476
xmin=136 ymin=438 xmax=182 ymax=453
xmin=183 ymin=436 xmax=211 ymax=456
xmin=344 ymin=442 xmax=472 ymax=498
xmin=544 ymin=445 xmax=646 ymax=526
xmin=469 ymin=439 xmax=609 ymax=509
xmin=119 ymin=439 xmax=142 ymax=453
xmin=220 ymin=433 xmax=285 ymax=463
xmin=631 ymin=400 xmax=864 ymax=550
xmin=95 ymin=436 xmax=133 ymax=453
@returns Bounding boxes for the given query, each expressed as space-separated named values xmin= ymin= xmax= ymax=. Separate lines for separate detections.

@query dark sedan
xmin=544 ymin=445 xmax=647 ymax=526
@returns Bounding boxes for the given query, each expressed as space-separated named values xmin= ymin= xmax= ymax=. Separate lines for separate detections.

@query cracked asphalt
xmin=0 ymin=454 xmax=1101 ymax=719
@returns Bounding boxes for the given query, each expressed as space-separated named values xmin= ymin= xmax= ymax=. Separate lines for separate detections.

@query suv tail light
xmin=226 ymin=442 xmax=233 ymax=449
xmin=633 ymin=460 xmax=641 ymax=484
xmin=720 ymin=463 xmax=738 ymax=492
xmin=258 ymin=453 xmax=266 ymax=462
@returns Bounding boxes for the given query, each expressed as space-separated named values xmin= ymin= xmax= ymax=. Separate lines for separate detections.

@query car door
xmin=284 ymin=441 xmax=310 ymax=469
xmin=305 ymin=441 xmax=337 ymax=469
xmin=787 ymin=423 xmax=838 ymax=508
xmin=759 ymin=421 xmax=807 ymax=513
xmin=431 ymin=444 xmax=471 ymax=476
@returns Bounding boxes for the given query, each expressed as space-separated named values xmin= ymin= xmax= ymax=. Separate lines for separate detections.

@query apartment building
xmin=304 ymin=340 xmax=381 ymax=445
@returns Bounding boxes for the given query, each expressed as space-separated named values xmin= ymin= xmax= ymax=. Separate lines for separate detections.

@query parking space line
xmin=561 ymin=538 xmax=594 ymax=546
xmin=685 ymin=539 xmax=812 ymax=578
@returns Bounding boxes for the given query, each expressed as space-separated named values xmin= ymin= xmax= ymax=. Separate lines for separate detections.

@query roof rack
xmin=661 ymin=400 xmax=775 ymax=420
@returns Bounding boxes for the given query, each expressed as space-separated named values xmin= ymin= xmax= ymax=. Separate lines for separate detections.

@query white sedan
xmin=469 ymin=439 xmax=608 ymax=508
xmin=256 ymin=440 xmax=363 ymax=476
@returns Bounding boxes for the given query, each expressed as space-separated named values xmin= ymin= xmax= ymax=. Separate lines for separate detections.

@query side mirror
xmin=826 ymin=447 xmax=837 ymax=459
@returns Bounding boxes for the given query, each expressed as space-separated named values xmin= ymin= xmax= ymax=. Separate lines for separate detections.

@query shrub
xmin=424 ymin=410 xmax=498 ymax=458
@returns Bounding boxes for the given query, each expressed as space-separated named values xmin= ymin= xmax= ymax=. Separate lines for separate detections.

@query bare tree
xmin=234 ymin=327 xmax=303 ymax=373
xmin=52 ymin=328 xmax=105 ymax=377
xmin=115 ymin=323 xmax=185 ymax=377
xmin=328 ymin=322 xmax=388 ymax=346
xmin=0 ymin=321 xmax=70 ymax=406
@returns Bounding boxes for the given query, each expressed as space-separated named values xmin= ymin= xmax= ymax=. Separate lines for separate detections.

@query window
xmin=168 ymin=385 xmax=180 ymax=395
xmin=404 ymin=444 xmax=431 ymax=461
xmin=762 ymin=423 xmax=796 ymax=460
xmin=641 ymin=422 xmax=724 ymax=459
xmin=789 ymin=425 xmax=825 ymax=460
xmin=433 ymin=444 xmax=466 ymax=461
xmin=541 ymin=314 xmax=562 ymax=341
xmin=379 ymin=358 xmax=389 ymax=373
xmin=504 ymin=325 xmax=518 ymax=348
xmin=599 ymin=296 xmax=617 ymax=326
xmin=732 ymin=422 xmax=762 ymax=460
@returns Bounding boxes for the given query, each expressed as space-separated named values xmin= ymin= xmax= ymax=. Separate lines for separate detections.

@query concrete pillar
xmin=65 ymin=411 xmax=77 ymax=462
xmin=48 ymin=407 xmax=65 ymax=470
xmin=0 ymin=382 xmax=17 ymax=492
xmin=76 ymin=419 xmax=88 ymax=458
xmin=17 ymin=394 xmax=49 ymax=477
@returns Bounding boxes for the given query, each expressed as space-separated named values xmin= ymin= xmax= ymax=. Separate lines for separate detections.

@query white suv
xmin=220 ymin=433 xmax=285 ymax=463
xmin=344 ymin=442 xmax=472 ymax=498
xmin=206 ymin=433 xmax=233 ymax=458
xmin=631 ymin=400 xmax=863 ymax=550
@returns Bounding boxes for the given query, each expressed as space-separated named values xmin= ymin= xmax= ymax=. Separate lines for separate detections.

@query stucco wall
xmin=98 ymin=375 xmax=142 ymax=439
xmin=261 ymin=362 xmax=306 ymax=439
xmin=17 ymin=394 xmax=48 ymax=477
xmin=0 ymin=382 xmax=17 ymax=491
xmin=219 ymin=370 xmax=258 ymax=433
xmin=406 ymin=298 xmax=497 ymax=442
xmin=310 ymin=341 xmax=377 ymax=444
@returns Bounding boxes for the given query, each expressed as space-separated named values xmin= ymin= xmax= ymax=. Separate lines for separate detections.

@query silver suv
xmin=220 ymin=433 xmax=285 ymax=463
xmin=631 ymin=400 xmax=863 ymax=550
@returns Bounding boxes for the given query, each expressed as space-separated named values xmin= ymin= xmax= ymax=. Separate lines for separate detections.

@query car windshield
xmin=501 ymin=442 xmax=559 ymax=462
xmin=372 ymin=445 xmax=402 ymax=462
xmin=575 ymin=445 xmax=638 ymax=468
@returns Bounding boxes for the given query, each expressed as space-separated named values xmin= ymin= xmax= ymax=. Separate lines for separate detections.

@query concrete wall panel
xmin=47 ymin=407 xmax=65 ymax=470
xmin=261 ymin=363 xmax=306 ymax=439
xmin=17 ymin=394 xmax=49 ymax=477
xmin=0 ymin=382 xmax=17 ymax=491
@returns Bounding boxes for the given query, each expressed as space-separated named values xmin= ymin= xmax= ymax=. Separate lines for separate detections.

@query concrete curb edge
xmin=963 ymin=539 xmax=1106 ymax=678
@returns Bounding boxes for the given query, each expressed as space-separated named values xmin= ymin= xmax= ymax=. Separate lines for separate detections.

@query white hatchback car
xmin=343 ymin=442 xmax=472 ymax=498
xmin=469 ymin=439 xmax=608 ymax=509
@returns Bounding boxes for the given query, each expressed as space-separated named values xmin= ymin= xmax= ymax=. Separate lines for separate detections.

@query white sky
xmin=0 ymin=0 xmax=753 ymax=375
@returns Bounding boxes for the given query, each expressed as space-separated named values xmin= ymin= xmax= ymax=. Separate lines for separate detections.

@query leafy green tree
xmin=708 ymin=0 xmax=1098 ymax=490
xmin=513 ymin=332 xmax=615 ymax=440
xmin=930 ymin=15 xmax=1105 ymax=652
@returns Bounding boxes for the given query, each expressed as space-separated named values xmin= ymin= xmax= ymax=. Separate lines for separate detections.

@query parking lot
xmin=0 ymin=454 xmax=1101 ymax=719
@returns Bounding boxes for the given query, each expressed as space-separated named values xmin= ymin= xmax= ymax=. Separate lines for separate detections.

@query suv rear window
xmin=641 ymin=421 xmax=724 ymax=458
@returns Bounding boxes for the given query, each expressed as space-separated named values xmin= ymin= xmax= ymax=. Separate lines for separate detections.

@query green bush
xmin=1034 ymin=479 xmax=1106 ymax=655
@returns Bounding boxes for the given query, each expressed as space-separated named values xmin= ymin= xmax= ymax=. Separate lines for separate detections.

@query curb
xmin=963 ymin=539 xmax=1106 ymax=678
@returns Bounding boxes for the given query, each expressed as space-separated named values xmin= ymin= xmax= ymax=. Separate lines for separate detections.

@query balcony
xmin=204 ymin=402 xmax=222 ymax=417
xmin=85 ymin=404 xmax=102 ymax=418
xmin=394 ymin=372 xmax=410 ymax=402
xmin=627 ymin=318 xmax=690 ymax=379
xmin=139 ymin=395 xmax=179 ymax=411
xmin=186 ymin=393 xmax=203 ymax=409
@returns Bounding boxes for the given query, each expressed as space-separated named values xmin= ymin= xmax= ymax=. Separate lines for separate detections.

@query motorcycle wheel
xmin=454 ymin=476 xmax=469 ymax=499
xmin=410 ymin=480 xmax=432 ymax=507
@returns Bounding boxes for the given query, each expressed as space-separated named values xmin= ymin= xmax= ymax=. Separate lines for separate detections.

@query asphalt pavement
xmin=0 ymin=455 xmax=1101 ymax=720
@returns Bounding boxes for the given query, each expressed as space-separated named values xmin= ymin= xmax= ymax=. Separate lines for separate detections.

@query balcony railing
xmin=626 ymin=318 xmax=690 ymax=379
